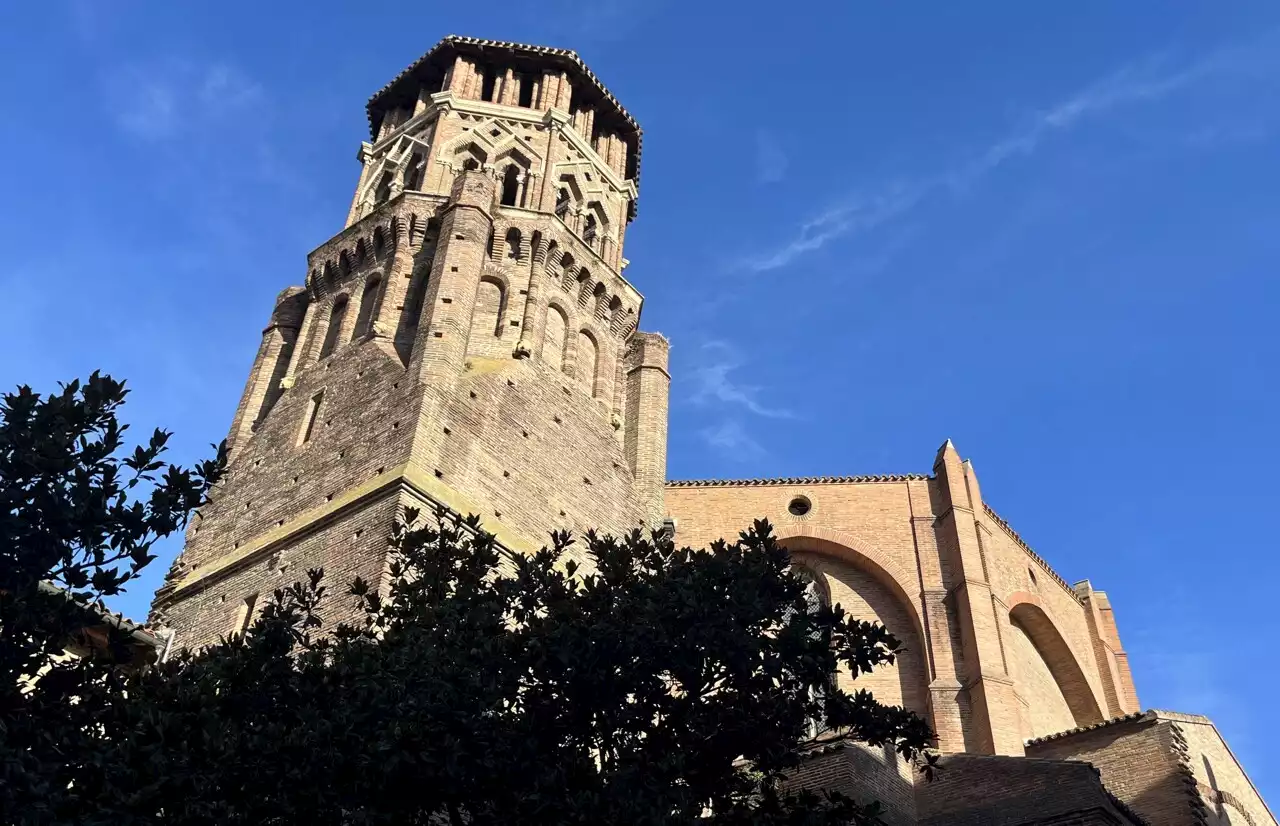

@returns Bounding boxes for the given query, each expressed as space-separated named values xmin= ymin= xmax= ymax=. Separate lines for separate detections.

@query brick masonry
xmin=147 ymin=35 xmax=1270 ymax=825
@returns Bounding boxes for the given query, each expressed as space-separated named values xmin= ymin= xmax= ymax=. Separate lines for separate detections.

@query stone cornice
xmin=156 ymin=464 xmax=540 ymax=602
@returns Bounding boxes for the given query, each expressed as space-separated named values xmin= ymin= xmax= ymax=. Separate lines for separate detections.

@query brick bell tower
xmin=151 ymin=36 xmax=670 ymax=649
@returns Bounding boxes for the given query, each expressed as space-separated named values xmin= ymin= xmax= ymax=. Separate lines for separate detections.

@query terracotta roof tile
xmin=666 ymin=474 xmax=929 ymax=488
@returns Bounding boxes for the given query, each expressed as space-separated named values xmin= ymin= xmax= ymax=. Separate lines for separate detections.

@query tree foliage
xmin=1 ymin=375 xmax=934 ymax=825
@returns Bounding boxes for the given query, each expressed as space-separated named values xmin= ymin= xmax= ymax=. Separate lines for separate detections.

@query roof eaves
xmin=666 ymin=474 xmax=930 ymax=488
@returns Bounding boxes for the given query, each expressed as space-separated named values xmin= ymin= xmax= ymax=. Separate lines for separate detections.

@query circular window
xmin=788 ymin=496 xmax=812 ymax=517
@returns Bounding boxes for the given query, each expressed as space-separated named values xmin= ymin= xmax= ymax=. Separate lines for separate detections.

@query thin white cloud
xmin=739 ymin=33 xmax=1280 ymax=273
xmin=755 ymin=130 xmax=789 ymax=184
xmin=104 ymin=60 xmax=263 ymax=142
xmin=700 ymin=420 xmax=766 ymax=461
xmin=690 ymin=341 xmax=795 ymax=419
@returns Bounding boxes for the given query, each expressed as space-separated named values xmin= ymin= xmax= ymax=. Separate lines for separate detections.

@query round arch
xmin=773 ymin=525 xmax=925 ymax=646
xmin=1006 ymin=592 xmax=1105 ymax=730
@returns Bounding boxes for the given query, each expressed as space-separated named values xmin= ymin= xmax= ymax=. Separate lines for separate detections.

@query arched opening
xmin=462 ymin=158 xmax=480 ymax=171
xmin=354 ymin=239 xmax=368 ymax=265
xmin=1008 ymin=599 xmax=1105 ymax=740
xmin=555 ymin=187 xmax=571 ymax=219
xmin=499 ymin=165 xmax=521 ymax=207
xmin=775 ymin=534 xmax=930 ymax=723
xmin=583 ymin=213 xmax=598 ymax=247
xmin=559 ymin=253 xmax=576 ymax=289
xmin=480 ymin=66 xmax=497 ymax=102
xmin=542 ymin=304 xmax=568 ymax=372
xmin=466 ymin=277 xmax=506 ymax=359
xmin=608 ymin=296 xmax=624 ymax=331
xmin=505 ymin=227 xmax=522 ymax=260
xmin=577 ymin=329 xmax=599 ymax=396
xmin=318 ymin=296 xmax=348 ymax=359
xmin=338 ymin=251 xmax=352 ymax=278
xmin=592 ymin=282 xmax=608 ymax=319
xmin=576 ymin=269 xmax=593 ymax=307
xmin=352 ymin=276 xmax=382 ymax=340
xmin=402 ymin=152 xmax=424 ymax=191
xmin=372 ymin=226 xmax=387 ymax=261
xmin=374 ymin=172 xmax=393 ymax=204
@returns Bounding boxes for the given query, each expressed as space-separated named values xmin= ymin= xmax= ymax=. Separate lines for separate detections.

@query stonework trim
xmin=1006 ymin=592 xmax=1107 ymax=730
xmin=162 ymin=464 xmax=542 ymax=600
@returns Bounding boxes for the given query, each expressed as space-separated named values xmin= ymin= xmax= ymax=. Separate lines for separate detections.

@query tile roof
xmin=366 ymin=35 xmax=644 ymax=190
xmin=666 ymin=474 xmax=929 ymax=488
xmin=1024 ymin=711 xmax=1152 ymax=745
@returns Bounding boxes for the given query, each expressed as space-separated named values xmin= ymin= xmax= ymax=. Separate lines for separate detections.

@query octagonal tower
xmin=151 ymin=37 xmax=669 ymax=649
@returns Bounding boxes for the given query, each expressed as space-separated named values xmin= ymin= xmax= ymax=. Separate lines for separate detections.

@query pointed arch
xmin=466 ymin=274 xmax=508 ymax=361
xmin=505 ymin=226 xmax=523 ymax=261
xmin=500 ymin=164 xmax=521 ymax=207
xmin=402 ymin=151 xmax=425 ymax=191
xmin=318 ymin=295 xmax=349 ymax=359
xmin=592 ymin=282 xmax=608 ymax=319
xmin=352 ymin=274 xmax=383 ymax=340
xmin=1007 ymin=593 xmax=1106 ymax=735
xmin=542 ymin=302 xmax=569 ymax=372
xmin=372 ymin=226 xmax=387 ymax=261
xmin=576 ymin=328 xmax=600 ymax=396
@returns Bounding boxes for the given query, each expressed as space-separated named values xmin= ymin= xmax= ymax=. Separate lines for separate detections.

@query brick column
xmin=227 ymin=288 xmax=307 ymax=456
xmin=413 ymin=169 xmax=495 ymax=388
xmin=932 ymin=441 xmax=1024 ymax=755
xmin=514 ymin=233 xmax=549 ymax=358
xmin=624 ymin=333 xmax=670 ymax=527
xmin=372 ymin=214 xmax=416 ymax=348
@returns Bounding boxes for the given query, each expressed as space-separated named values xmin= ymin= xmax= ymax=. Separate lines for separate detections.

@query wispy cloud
xmin=755 ymin=130 xmax=789 ymax=184
xmin=690 ymin=341 xmax=795 ymax=419
xmin=103 ymin=59 xmax=263 ymax=142
xmin=738 ymin=33 xmax=1280 ymax=273
xmin=700 ymin=420 xmax=766 ymax=461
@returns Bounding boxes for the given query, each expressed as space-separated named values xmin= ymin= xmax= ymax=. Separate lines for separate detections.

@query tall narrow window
xmin=500 ymin=165 xmax=520 ymax=207
xmin=577 ymin=330 xmax=599 ymax=396
xmin=555 ymin=188 xmax=571 ymax=218
xmin=353 ymin=277 xmax=381 ymax=340
xmin=517 ymin=72 xmax=535 ymax=107
xmin=480 ymin=67 xmax=496 ymax=102
xmin=318 ymin=297 xmax=348 ymax=359
xmin=505 ymin=227 xmax=522 ymax=260
xmin=299 ymin=391 xmax=323 ymax=445
xmin=402 ymin=152 xmax=424 ymax=191
xmin=374 ymin=172 xmax=393 ymax=204
xmin=583 ymin=214 xmax=598 ymax=247
xmin=232 ymin=593 xmax=258 ymax=636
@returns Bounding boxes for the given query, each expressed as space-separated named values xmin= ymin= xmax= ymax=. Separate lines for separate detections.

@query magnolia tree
xmin=1 ymin=375 xmax=934 ymax=826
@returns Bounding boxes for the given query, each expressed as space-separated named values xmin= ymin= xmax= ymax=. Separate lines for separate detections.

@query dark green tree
xmin=2 ymin=375 xmax=934 ymax=825
xmin=0 ymin=373 xmax=225 ymax=820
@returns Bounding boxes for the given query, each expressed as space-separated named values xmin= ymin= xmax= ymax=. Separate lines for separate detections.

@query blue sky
xmin=2 ymin=0 xmax=1278 ymax=801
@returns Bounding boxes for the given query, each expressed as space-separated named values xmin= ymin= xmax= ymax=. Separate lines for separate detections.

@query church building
xmin=149 ymin=36 xmax=1273 ymax=826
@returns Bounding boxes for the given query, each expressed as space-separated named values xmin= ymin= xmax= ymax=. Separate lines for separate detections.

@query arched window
xmin=352 ymin=277 xmax=381 ymax=340
xmin=500 ymin=165 xmax=520 ymax=207
xmin=577 ymin=269 xmax=593 ymax=307
xmin=372 ymin=226 xmax=387 ymax=260
xmin=577 ymin=330 xmax=599 ymax=396
xmin=403 ymin=152 xmax=424 ymax=191
xmin=555 ymin=188 xmax=571 ymax=219
xmin=542 ymin=305 xmax=568 ymax=372
xmin=404 ymin=268 xmax=429 ymax=328
xmin=592 ymin=282 xmax=608 ymax=319
xmin=466 ymin=278 xmax=506 ymax=358
xmin=505 ymin=227 xmax=522 ymax=260
xmin=559 ymin=253 xmax=576 ymax=289
xmin=318 ymin=296 xmax=348 ymax=359
xmin=785 ymin=564 xmax=833 ymax=737
xmin=583 ymin=213 xmax=598 ymax=246
xmin=374 ymin=172 xmax=393 ymax=204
